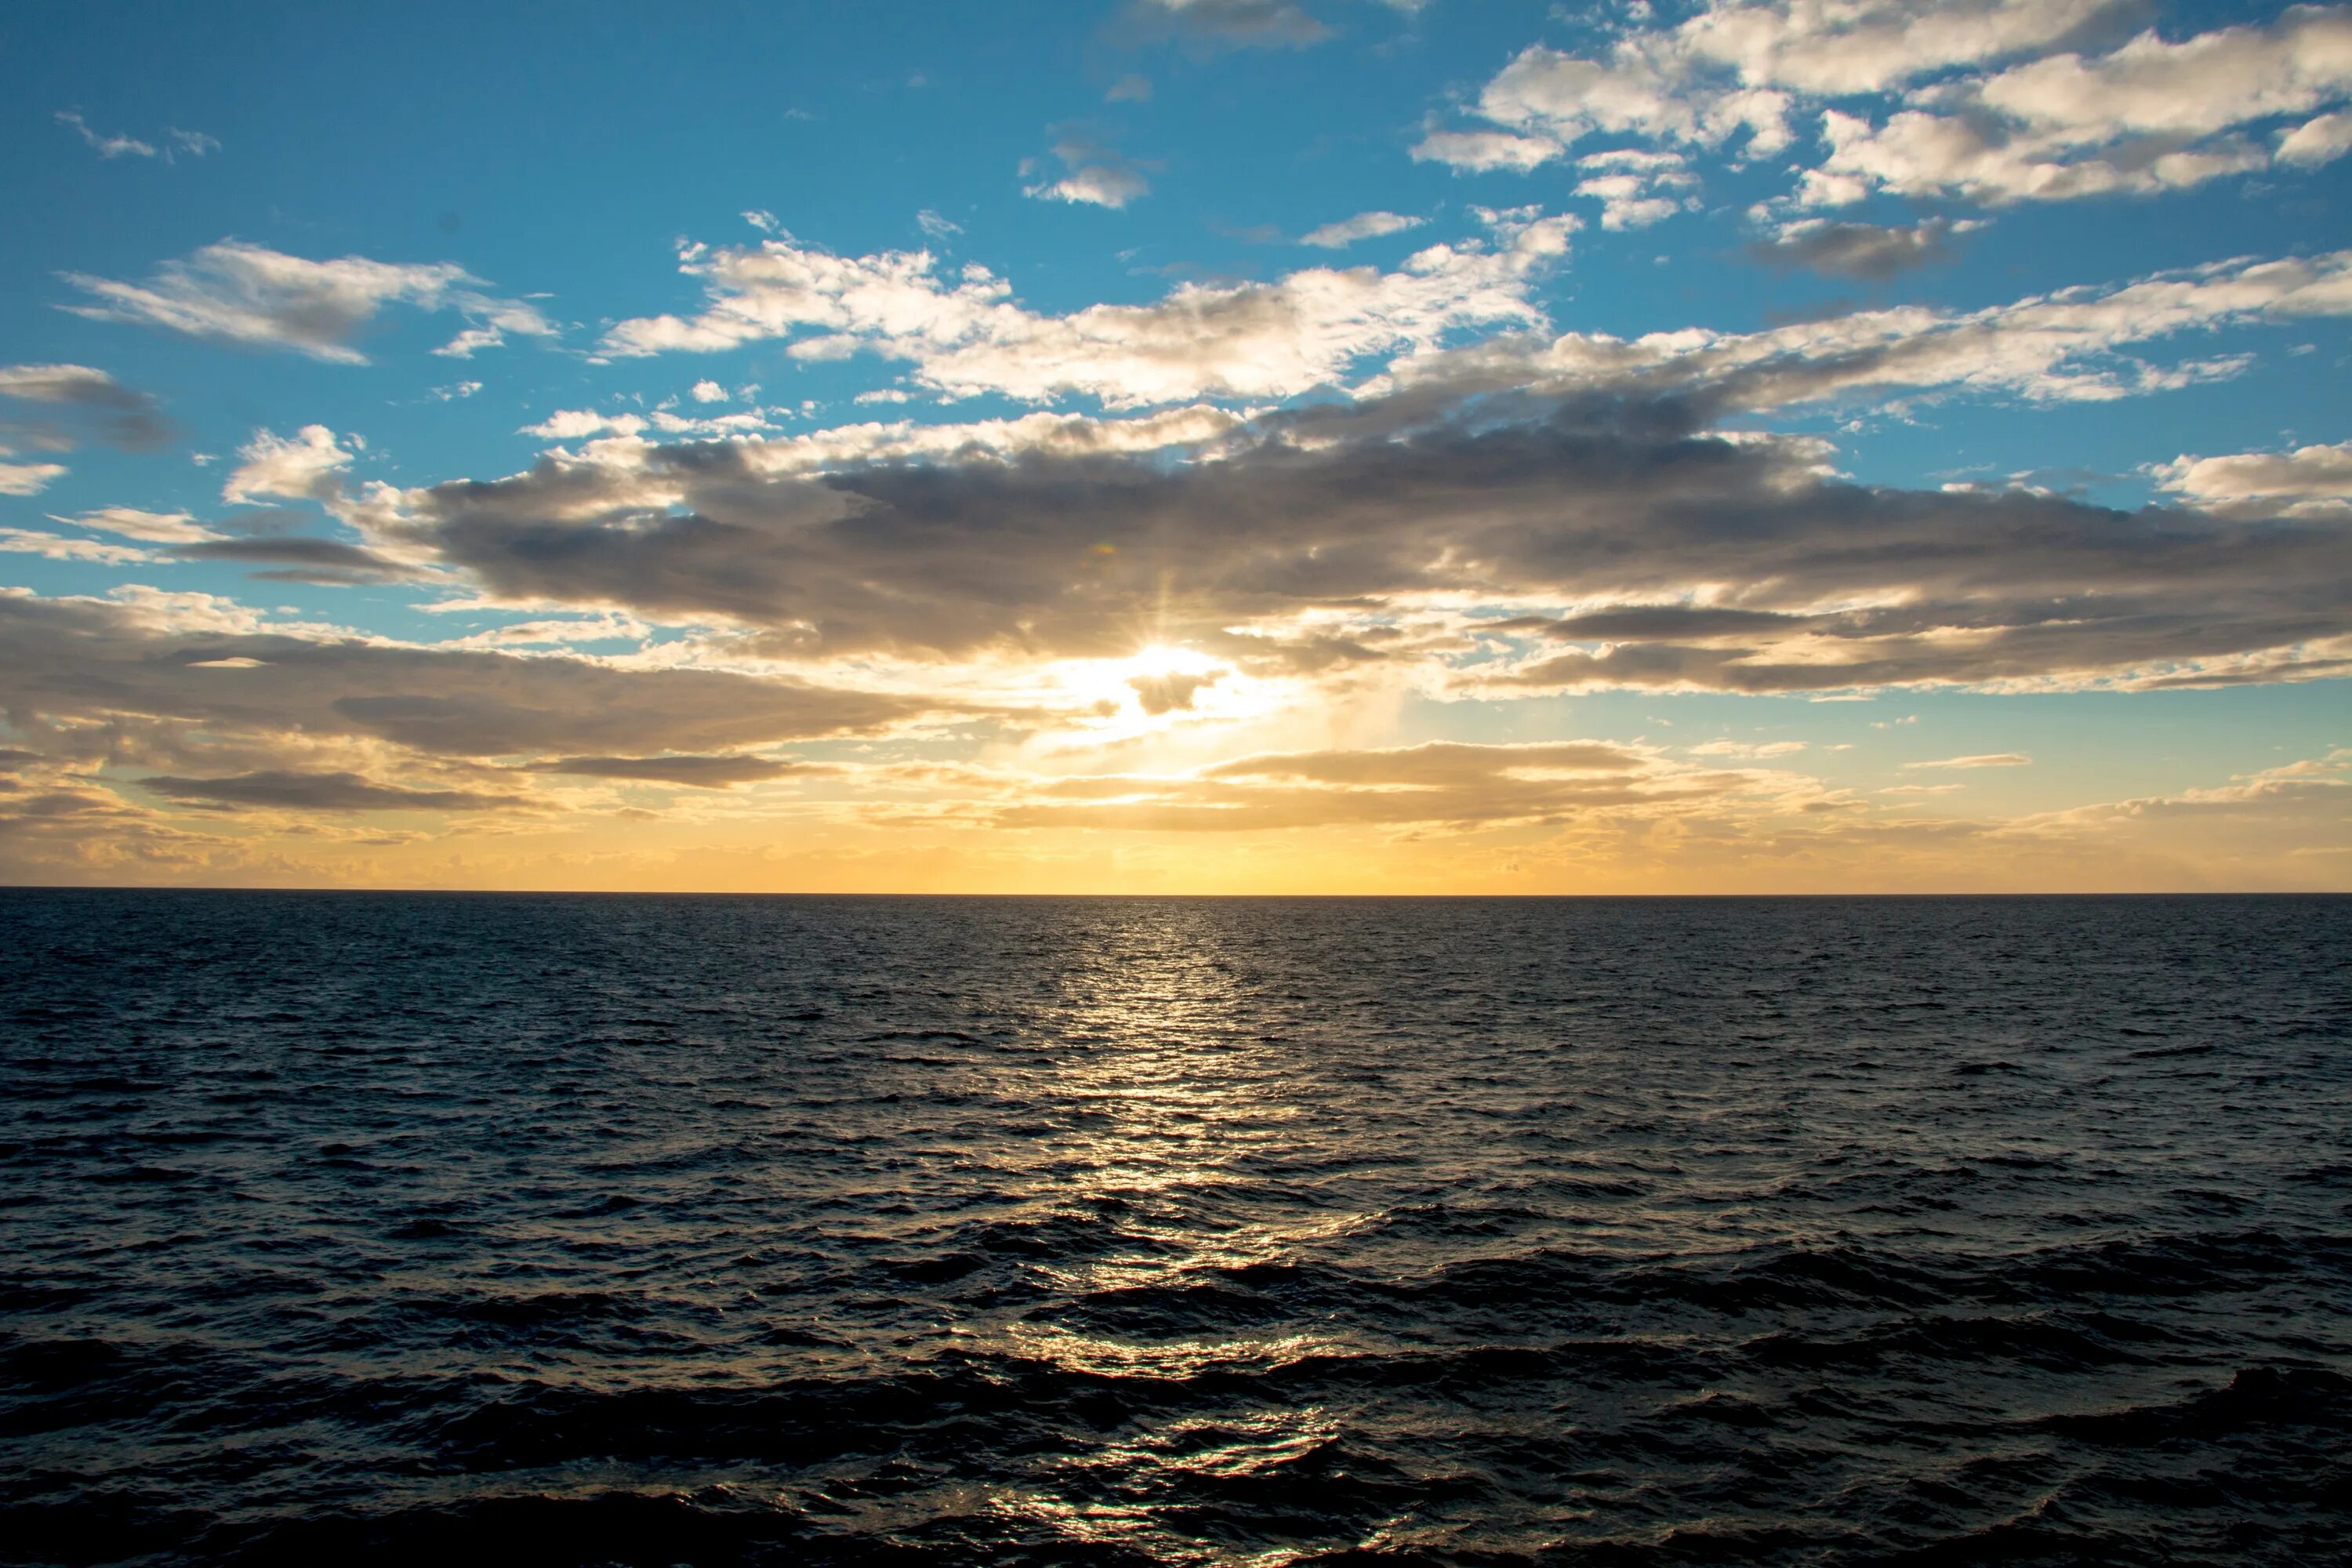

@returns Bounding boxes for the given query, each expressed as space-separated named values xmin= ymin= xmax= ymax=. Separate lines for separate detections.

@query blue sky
xmin=2 ymin=0 xmax=2347 ymax=890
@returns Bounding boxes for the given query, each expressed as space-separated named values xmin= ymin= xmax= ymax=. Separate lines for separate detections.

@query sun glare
xmin=1044 ymin=642 xmax=1278 ymax=742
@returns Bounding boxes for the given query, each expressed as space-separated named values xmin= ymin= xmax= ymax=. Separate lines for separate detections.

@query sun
xmin=1044 ymin=641 xmax=1273 ymax=739
xmin=1124 ymin=643 xmax=1207 ymax=681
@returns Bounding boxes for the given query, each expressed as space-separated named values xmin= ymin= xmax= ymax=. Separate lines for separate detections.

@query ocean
xmin=2 ymin=891 xmax=2347 ymax=1565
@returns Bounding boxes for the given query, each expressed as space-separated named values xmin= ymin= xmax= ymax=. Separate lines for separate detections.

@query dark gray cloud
xmin=1128 ymin=670 xmax=1221 ymax=714
xmin=390 ymin=389 xmax=2352 ymax=691
xmin=173 ymin=535 xmax=416 ymax=583
xmin=140 ymin=770 xmax=524 ymax=812
xmin=0 ymin=363 xmax=174 ymax=452
xmin=1123 ymin=0 xmax=1332 ymax=52
xmin=1745 ymin=220 xmax=1965 ymax=281
xmin=530 ymin=753 xmax=814 ymax=787
xmin=1207 ymin=740 xmax=1645 ymax=785
xmin=0 ymin=750 xmax=40 ymax=770
xmin=0 ymin=593 xmax=938 ymax=763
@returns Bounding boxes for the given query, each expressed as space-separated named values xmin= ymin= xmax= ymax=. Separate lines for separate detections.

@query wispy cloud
xmin=1022 ymin=136 xmax=1152 ymax=209
xmin=61 ymin=241 xmax=554 ymax=364
xmin=55 ymin=111 xmax=220 ymax=162
xmin=1904 ymin=753 xmax=2034 ymax=770
xmin=56 ymin=111 xmax=157 ymax=160
xmin=1299 ymin=210 xmax=1424 ymax=248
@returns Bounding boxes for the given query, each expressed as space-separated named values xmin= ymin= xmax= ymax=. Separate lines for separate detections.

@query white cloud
xmin=691 ymin=379 xmax=729 ymax=403
xmin=1023 ymin=138 xmax=1152 ymax=209
xmin=434 ymin=296 xmax=559 ymax=358
xmin=520 ymin=409 xmax=650 ymax=441
xmin=1681 ymin=0 xmax=2130 ymax=97
xmin=0 ymin=461 xmax=71 ymax=496
xmin=223 ymin=425 xmax=358 ymax=505
xmin=49 ymin=506 xmax=218 ymax=544
xmin=1388 ymin=249 xmax=2352 ymax=412
xmin=0 ymin=527 xmax=152 ymax=563
xmin=62 ymin=241 xmax=555 ymax=364
xmin=56 ymin=111 xmax=155 ymax=159
xmin=1300 ymin=210 xmax=1425 ymax=248
xmin=1410 ymin=128 xmax=1563 ymax=172
xmin=2280 ymin=108 xmax=2352 ymax=168
xmin=1574 ymin=149 xmax=1700 ymax=229
xmin=916 ymin=209 xmax=964 ymax=238
xmin=1421 ymin=2 xmax=2352 ymax=210
xmin=1802 ymin=7 xmax=2352 ymax=205
xmin=2157 ymin=441 xmax=2352 ymax=519
xmin=55 ymin=114 xmax=220 ymax=161
xmin=600 ymin=209 xmax=1577 ymax=408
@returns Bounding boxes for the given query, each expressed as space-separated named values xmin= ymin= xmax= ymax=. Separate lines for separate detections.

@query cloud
xmin=0 ymin=462 xmax=70 ymax=497
xmin=56 ymin=111 xmax=155 ymax=159
xmin=1417 ymin=2 xmax=2349 ymax=211
xmin=529 ymin=753 xmax=811 ymax=787
xmin=368 ymin=347 xmax=2352 ymax=695
xmin=1574 ymin=149 xmax=1700 ymax=229
xmin=1125 ymin=0 xmax=1331 ymax=51
xmin=60 ymin=241 xmax=555 ymax=363
xmin=1690 ymin=739 xmax=1807 ymax=758
xmin=1023 ymin=137 xmax=1152 ymax=209
xmin=1800 ymin=8 xmax=2352 ymax=207
xmin=598 ymin=209 xmax=1575 ymax=407
xmin=1410 ymin=128 xmax=1564 ymax=172
xmin=1675 ymin=0 xmax=2135 ymax=97
xmin=915 ymin=209 xmax=964 ymax=239
xmin=0 ymin=590 xmax=937 ymax=768
xmin=978 ymin=738 xmax=1753 ymax=832
xmin=55 ymin=114 xmax=220 ymax=162
xmin=1412 ymin=29 xmax=1799 ymax=172
xmin=434 ymin=297 xmax=561 ymax=359
xmin=2278 ymin=108 xmax=2352 ymax=168
xmin=2156 ymin=441 xmax=2352 ymax=520
xmin=0 ymin=528 xmax=153 ymax=564
xmin=222 ymin=424 xmax=357 ymax=504
xmin=1745 ymin=218 xmax=1969 ymax=280
xmin=0 ymin=363 xmax=173 ymax=451
xmin=1127 ymin=669 xmax=1223 ymax=714
xmin=1300 ymin=211 xmax=1425 ymax=248
xmin=47 ymin=507 xmax=216 ymax=545
xmin=1904 ymin=753 xmax=2033 ymax=769
xmin=139 ymin=770 xmax=525 ymax=812
xmin=172 ymin=535 xmax=416 ymax=583
xmin=1388 ymin=248 xmax=2352 ymax=412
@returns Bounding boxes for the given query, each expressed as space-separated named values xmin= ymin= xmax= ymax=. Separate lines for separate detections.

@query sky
xmin=1 ymin=0 xmax=2347 ymax=893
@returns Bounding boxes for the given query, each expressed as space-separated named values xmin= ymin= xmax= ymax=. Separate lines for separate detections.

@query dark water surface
xmin=2 ymin=891 xmax=2348 ymax=1566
